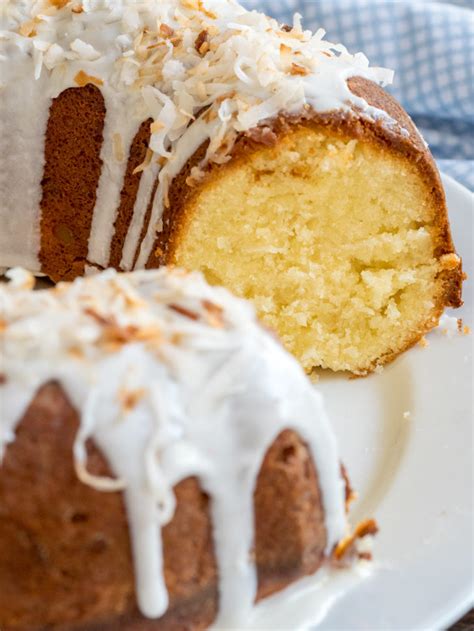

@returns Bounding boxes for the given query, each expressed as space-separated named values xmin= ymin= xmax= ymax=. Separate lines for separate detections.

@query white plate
xmin=315 ymin=174 xmax=473 ymax=630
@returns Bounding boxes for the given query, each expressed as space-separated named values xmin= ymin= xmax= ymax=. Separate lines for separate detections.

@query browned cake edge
xmin=0 ymin=381 xmax=330 ymax=631
xmin=39 ymin=85 xmax=106 ymax=282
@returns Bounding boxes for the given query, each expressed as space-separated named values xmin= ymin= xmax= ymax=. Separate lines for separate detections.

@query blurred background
xmin=241 ymin=0 xmax=474 ymax=190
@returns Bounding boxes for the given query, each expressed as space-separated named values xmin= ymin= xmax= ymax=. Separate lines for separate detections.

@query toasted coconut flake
xmin=101 ymin=324 xmax=140 ymax=348
xmin=198 ymin=0 xmax=217 ymax=19
xmin=0 ymin=319 xmax=7 ymax=333
xmin=170 ymin=332 xmax=184 ymax=345
xmin=170 ymin=36 xmax=183 ymax=48
xmin=181 ymin=0 xmax=199 ymax=10
xmin=199 ymin=40 xmax=210 ymax=55
xmin=18 ymin=18 xmax=41 ymax=38
xmin=119 ymin=387 xmax=146 ymax=413
xmin=202 ymin=107 xmax=218 ymax=122
xmin=169 ymin=304 xmax=199 ymax=320
xmin=333 ymin=518 xmax=378 ymax=560
xmin=84 ymin=306 xmax=115 ymax=326
xmin=68 ymin=345 xmax=84 ymax=359
xmin=71 ymin=4 xmax=83 ymax=13
xmin=202 ymin=299 xmax=225 ymax=328
xmin=159 ymin=23 xmax=175 ymax=38
xmin=74 ymin=70 xmax=103 ymax=87
xmin=280 ymin=43 xmax=292 ymax=58
xmin=49 ymin=0 xmax=69 ymax=9
xmin=290 ymin=62 xmax=310 ymax=76
xmin=340 ymin=463 xmax=357 ymax=512
xmin=133 ymin=148 xmax=153 ymax=175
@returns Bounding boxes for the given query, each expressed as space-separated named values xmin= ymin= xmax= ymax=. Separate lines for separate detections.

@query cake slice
xmin=0 ymin=0 xmax=462 ymax=373
xmin=157 ymin=74 xmax=463 ymax=373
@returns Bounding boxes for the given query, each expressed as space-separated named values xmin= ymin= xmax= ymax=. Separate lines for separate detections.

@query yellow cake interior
xmin=171 ymin=126 xmax=445 ymax=373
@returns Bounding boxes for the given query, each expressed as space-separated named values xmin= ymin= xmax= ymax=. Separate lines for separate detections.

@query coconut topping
xmin=0 ymin=0 xmax=396 ymax=274
xmin=0 ymin=266 xmax=347 ymax=624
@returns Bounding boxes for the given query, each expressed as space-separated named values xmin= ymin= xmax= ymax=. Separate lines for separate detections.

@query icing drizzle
xmin=0 ymin=266 xmax=347 ymax=624
xmin=0 ymin=0 xmax=395 ymax=274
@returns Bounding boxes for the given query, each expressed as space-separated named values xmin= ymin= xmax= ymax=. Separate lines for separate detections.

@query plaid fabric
xmin=242 ymin=0 xmax=474 ymax=190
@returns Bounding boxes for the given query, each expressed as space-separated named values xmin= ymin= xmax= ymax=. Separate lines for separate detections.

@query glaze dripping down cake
xmin=0 ymin=267 xmax=368 ymax=631
xmin=0 ymin=0 xmax=463 ymax=373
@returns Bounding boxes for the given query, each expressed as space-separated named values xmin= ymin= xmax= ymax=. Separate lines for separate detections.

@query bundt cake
xmin=0 ymin=267 xmax=368 ymax=631
xmin=0 ymin=0 xmax=463 ymax=373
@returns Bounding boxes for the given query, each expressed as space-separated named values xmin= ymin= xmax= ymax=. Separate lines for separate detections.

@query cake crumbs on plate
xmin=418 ymin=336 xmax=429 ymax=348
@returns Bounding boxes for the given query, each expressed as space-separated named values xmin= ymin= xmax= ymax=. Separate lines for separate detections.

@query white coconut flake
xmin=70 ymin=38 xmax=101 ymax=61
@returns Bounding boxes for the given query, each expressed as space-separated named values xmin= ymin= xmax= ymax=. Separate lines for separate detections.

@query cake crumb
xmin=308 ymin=371 xmax=320 ymax=384
xmin=458 ymin=319 xmax=471 ymax=335
xmin=438 ymin=314 xmax=460 ymax=337
xmin=418 ymin=336 xmax=429 ymax=348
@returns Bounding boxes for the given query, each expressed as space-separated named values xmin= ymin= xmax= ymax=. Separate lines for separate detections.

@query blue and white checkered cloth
xmin=242 ymin=0 xmax=474 ymax=190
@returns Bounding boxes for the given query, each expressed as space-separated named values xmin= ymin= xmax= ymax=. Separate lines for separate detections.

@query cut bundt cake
xmin=0 ymin=0 xmax=462 ymax=373
xmin=0 ymin=267 xmax=360 ymax=631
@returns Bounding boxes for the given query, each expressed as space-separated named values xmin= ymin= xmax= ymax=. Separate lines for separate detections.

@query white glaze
xmin=121 ymin=157 xmax=162 ymax=271
xmin=87 ymin=90 xmax=142 ymax=268
xmin=0 ymin=52 xmax=47 ymax=272
xmin=0 ymin=0 xmax=396 ymax=274
xmin=0 ymin=266 xmax=348 ymax=625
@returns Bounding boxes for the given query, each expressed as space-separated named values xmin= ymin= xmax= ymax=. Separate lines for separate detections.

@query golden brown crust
xmin=39 ymin=85 xmax=106 ymax=282
xmin=0 ymin=382 xmax=328 ymax=630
